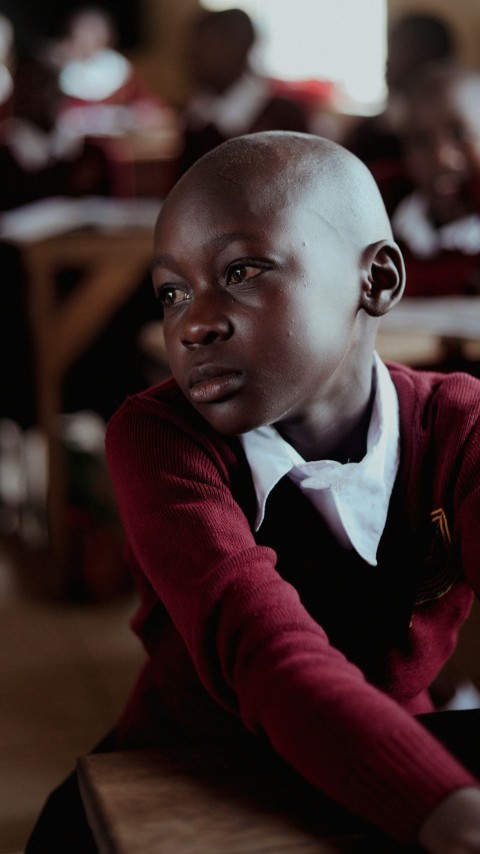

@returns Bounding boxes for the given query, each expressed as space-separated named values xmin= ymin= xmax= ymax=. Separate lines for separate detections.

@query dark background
xmin=0 ymin=0 xmax=141 ymax=54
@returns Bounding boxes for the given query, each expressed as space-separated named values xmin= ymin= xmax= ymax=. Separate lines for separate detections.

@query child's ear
xmin=359 ymin=240 xmax=405 ymax=317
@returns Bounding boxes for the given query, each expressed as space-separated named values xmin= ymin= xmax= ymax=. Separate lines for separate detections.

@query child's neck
xmin=275 ymin=387 xmax=375 ymax=464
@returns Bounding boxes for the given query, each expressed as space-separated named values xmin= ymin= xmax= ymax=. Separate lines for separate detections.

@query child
xmin=178 ymin=8 xmax=310 ymax=173
xmin=48 ymin=5 xmax=169 ymax=139
xmin=30 ymin=132 xmax=480 ymax=852
xmin=346 ymin=12 xmax=456 ymax=168
xmin=390 ymin=63 xmax=480 ymax=297
xmin=0 ymin=53 xmax=110 ymax=211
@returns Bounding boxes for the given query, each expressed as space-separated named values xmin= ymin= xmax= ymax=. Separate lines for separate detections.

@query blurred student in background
xmin=177 ymin=7 xmax=310 ymax=173
xmin=0 ymin=53 xmax=110 ymax=211
xmin=0 ymin=52 xmax=111 ymax=435
xmin=346 ymin=12 xmax=456 ymax=175
xmin=0 ymin=42 xmax=160 ymax=428
xmin=391 ymin=63 xmax=480 ymax=299
xmin=47 ymin=5 xmax=171 ymax=139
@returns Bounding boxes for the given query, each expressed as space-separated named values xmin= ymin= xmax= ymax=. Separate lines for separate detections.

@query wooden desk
xmin=1 ymin=198 xmax=158 ymax=593
xmin=377 ymin=296 xmax=480 ymax=366
xmin=78 ymin=748 xmax=397 ymax=854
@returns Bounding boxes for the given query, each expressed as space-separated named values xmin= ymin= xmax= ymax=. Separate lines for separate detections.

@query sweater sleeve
xmin=105 ymin=394 xmax=479 ymax=846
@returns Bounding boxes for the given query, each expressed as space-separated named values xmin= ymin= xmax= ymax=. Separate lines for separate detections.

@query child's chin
xmin=196 ymin=404 xmax=262 ymax=437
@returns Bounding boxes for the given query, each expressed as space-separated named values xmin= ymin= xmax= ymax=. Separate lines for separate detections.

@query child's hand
xmin=418 ymin=787 xmax=480 ymax=853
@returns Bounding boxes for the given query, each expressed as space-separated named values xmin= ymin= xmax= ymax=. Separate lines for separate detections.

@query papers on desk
xmin=0 ymin=196 xmax=162 ymax=243
xmin=380 ymin=297 xmax=480 ymax=341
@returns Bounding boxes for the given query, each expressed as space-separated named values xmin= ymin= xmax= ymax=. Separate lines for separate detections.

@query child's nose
xmin=181 ymin=293 xmax=233 ymax=348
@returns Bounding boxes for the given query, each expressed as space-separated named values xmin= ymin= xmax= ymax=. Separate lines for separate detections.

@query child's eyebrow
xmin=208 ymin=231 xmax=264 ymax=249
xmin=152 ymin=252 xmax=175 ymax=270
xmin=152 ymin=231 xmax=266 ymax=270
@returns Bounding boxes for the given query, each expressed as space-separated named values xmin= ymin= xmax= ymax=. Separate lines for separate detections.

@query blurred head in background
xmin=401 ymin=63 xmax=480 ymax=226
xmin=186 ymin=8 xmax=256 ymax=95
xmin=52 ymin=5 xmax=118 ymax=68
xmin=386 ymin=13 xmax=455 ymax=95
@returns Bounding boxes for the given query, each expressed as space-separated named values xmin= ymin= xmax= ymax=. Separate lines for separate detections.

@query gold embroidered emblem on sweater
xmin=429 ymin=508 xmax=452 ymax=552
xmin=413 ymin=508 xmax=457 ymax=607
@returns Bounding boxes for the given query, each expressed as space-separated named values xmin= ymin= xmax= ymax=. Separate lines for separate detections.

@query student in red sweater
xmin=177 ymin=8 xmax=310 ymax=175
xmin=390 ymin=63 xmax=480 ymax=297
xmin=28 ymin=133 xmax=480 ymax=853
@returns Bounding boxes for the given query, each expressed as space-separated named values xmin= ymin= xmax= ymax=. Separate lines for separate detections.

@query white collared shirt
xmin=185 ymin=71 xmax=271 ymax=137
xmin=59 ymin=49 xmax=132 ymax=101
xmin=239 ymin=354 xmax=400 ymax=566
xmin=4 ymin=118 xmax=83 ymax=172
xmin=392 ymin=190 xmax=480 ymax=259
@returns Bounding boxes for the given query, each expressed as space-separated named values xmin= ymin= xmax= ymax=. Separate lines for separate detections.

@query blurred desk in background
xmin=0 ymin=197 xmax=159 ymax=594
xmin=377 ymin=296 xmax=480 ymax=367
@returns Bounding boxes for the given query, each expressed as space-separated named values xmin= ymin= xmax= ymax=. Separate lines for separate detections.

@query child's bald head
xmin=166 ymin=131 xmax=393 ymax=250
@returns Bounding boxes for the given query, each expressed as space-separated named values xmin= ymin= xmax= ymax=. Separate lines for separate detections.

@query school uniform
xmin=98 ymin=357 xmax=480 ymax=845
xmin=179 ymin=70 xmax=310 ymax=173
xmin=0 ymin=117 xmax=110 ymax=211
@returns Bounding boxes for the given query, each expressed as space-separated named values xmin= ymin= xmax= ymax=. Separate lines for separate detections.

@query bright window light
xmin=201 ymin=0 xmax=388 ymax=113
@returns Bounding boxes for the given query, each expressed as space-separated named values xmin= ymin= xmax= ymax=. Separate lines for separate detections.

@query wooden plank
xmin=78 ymin=749 xmax=376 ymax=854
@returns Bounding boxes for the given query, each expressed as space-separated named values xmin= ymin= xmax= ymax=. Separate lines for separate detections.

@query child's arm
xmin=106 ymin=392 xmax=480 ymax=849
xmin=414 ymin=396 xmax=480 ymax=852
xmin=419 ymin=787 xmax=480 ymax=853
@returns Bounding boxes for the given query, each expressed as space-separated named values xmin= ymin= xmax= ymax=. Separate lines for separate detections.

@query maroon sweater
xmin=105 ymin=362 xmax=480 ymax=844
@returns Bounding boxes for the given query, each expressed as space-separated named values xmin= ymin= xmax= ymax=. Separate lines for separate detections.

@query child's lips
xmin=188 ymin=364 xmax=243 ymax=403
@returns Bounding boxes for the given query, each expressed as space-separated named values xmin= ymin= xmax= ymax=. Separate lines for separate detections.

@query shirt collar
xmin=5 ymin=118 xmax=82 ymax=171
xmin=185 ymin=71 xmax=271 ymax=137
xmin=239 ymin=354 xmax=400 ymax=566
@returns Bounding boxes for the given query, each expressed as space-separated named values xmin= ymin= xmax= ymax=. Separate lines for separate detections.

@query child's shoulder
xmin=388 ymin=361 xmax=480 ymax=433
xmin=104 ymin=377 xmax=255 ymax=512
xmin=107 ymin=376 xmax=199 ymax=430
xmin=105 ymin=376 xmax=242 ymax=465
xmin=389 ymin=360 xmax=480 ymax=400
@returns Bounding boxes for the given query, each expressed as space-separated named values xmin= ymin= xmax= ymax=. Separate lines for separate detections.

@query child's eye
xmin=156 ymin=286 xmax=189 ymax=307
xmin=226 ymin=263 xmax=264 ymax=285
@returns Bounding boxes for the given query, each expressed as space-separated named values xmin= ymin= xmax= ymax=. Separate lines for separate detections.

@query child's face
xmin=153 ymin=170 xmax=365 ymax=437
xmin=187 ymin=25 xmax=249 ymax=93
xmin=402 ymin=78 xmax=480 ymax=224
